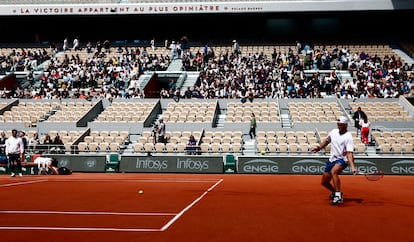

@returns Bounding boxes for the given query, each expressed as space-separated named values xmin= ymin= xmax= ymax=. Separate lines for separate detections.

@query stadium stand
xmin=0 ymin=0 xmax=414 ymax=175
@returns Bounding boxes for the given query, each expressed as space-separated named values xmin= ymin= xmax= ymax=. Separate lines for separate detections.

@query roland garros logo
xmin=85 ymin=159 xmax=97 ymax=168
xmin=60 ymin=158 xmax=69 ymax=167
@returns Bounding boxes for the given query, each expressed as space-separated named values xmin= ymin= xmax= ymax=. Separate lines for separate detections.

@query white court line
xmin=161 ymin=178 xmax=224 ymax=231
xmin=0 ymin=211 xmax=176 ymax=216
xmin=0 ymin=226 xmax=162 ymax=232
xmin=0 ymin=178 xmax=224 ymax=232
xmin=48 ymin=178 xmax=220 ymax=183
xmin=0 ymin=179 xmax=48 ymax=187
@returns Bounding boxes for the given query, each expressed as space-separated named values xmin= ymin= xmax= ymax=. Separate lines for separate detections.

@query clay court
xmin=1 ymin=173 xmax=413 ymax=242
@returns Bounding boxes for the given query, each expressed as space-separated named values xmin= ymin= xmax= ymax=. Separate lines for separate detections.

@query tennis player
xmin=312 ymin=116 xmax=357 ymax=205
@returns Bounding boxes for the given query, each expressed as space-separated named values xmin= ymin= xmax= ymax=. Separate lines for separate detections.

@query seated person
xmin=185 ymin=135 xmax=199 ymax=155
xmin=33 ymin=156 xmax=58 ymax=175
xmin=28 ymin=132 xmax=40 ymax=152
xmin=43 ymin=134 xmax=53 ymax=145
xmin=50 ymin=135 xmax=65 ymax=153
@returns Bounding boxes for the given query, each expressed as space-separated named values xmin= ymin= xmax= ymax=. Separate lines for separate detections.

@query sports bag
xmin=57 ymin=166 xmax=72 ymax=175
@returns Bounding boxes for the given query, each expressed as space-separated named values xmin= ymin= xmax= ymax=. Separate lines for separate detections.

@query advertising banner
xmin=52 ymin=155 xmax=106 ymax=172
xmin=237 ymin=156 xmax=414 ymax=175
xmin=120 ymin=155 xmax=223 ymax=173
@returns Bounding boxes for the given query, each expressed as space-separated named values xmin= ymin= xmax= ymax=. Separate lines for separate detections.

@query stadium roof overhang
xmin=0 ymin=0 xmax=413 ymax=16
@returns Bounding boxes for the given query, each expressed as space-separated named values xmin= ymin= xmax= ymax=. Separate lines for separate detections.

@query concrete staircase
xmin=179 ymin=71 xmax=199 ymax=96
xmin=392 ymin=47 xmax=414 ymax=65
xmin=167 ymin=59 xmax=183 ymax=71
xmin=243 ymin=139 xmax=256 ymax=155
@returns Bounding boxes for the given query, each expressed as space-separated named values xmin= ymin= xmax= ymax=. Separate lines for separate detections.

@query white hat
xmin=337 ymin=116 xmax=348 ymax=124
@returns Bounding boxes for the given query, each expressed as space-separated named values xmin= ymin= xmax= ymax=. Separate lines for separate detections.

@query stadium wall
xmin=1 ymin=154 xmax=412 ymax=175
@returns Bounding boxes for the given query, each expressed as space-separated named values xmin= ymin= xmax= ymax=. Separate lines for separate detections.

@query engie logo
xmin=292 ymin=159 xmax=325 ymax=174
xmin=391 ymin=160 xmax=414 ymax=174
xmin=242 ymin=159 xmax=278 ymax=173
xmin=346 ymin=159 xmax=378 ymax=173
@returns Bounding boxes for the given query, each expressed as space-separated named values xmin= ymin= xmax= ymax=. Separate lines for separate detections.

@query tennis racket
xmin=357 ymin=170 xmax=384 ymax=181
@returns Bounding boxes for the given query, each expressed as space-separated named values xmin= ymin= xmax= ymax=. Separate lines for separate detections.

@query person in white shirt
xmin=312 ymin=116 xmax=357 ymax=205
xmin=33 ymin=156 xmax=57 ymax=175
xmin=5 ymin=129 xmax=25 ymax=177
xmin=72 ymin=37 xmax=79 ymax=51
xmin=359 ymin=114 xmax=371 ymax=145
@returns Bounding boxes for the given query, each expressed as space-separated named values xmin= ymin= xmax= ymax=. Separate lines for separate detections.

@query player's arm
xmin=346 ymin=150 xmax=357 ymax=175
xmin=312 ymin=137 xmax=330 ymax=153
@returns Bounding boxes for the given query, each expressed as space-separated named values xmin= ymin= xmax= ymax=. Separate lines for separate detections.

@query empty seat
xmin=98 ymin=142 xmax=109 ymax=153
xmin=154 ymin=143 xmax=166 ymax=153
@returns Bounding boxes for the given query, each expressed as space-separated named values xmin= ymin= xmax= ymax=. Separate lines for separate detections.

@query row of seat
xmin=350 ymin=102 xmax=413 ymax=122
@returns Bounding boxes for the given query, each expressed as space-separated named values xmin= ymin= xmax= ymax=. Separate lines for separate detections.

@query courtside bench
xmin=0 ymin=162 xmax=39 ymax=175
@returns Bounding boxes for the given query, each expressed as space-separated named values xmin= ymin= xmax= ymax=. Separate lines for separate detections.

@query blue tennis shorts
xmin=324 ymin=159 xmax=348 ymax=173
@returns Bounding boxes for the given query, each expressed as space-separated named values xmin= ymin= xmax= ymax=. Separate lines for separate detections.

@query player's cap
xmin=337 ymin=116 xmax=348 ymax=124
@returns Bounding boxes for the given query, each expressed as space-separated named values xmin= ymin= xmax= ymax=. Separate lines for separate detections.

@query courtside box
xmin=120 ymin=155 xmax=223 ymax=173
xmin=51 ymin=155 xmax=106 ymax=172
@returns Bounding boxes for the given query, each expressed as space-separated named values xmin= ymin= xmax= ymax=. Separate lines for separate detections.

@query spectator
xmin=86 ymin=41 xmax=93 ymax=53
xmin=150 ymin=38 xmax=156 ymax=51
xmin=359 ymin=114 xmax=371 ymax=145
xmin=72 ymin=37 xmax=80 ymax=51
xmin=352 ymin=106 xmax=366 ymax=135
xmin=43 ymin=134 xmax=53 ymax=145
xmin=63 ymin=37 xmax=69 ymax=51
xmin=0 ymin=131 xmax=6 ymax=155
xmin=28 ymin=132 xmax=40 ymax=152
xmin=185 ymin=135 xmax=198 ymax=155
xmin=157 ymin=118 xmax=166 ymax=143
xmin=5 ymin=129 xmax=25 ymax=177
xmin=19 ymin=131 xmax=28 ymax=158
xmin=249 ymin=113 xmax=257 ymax=140
xmin=51 ymin=135 xmax=64 ymax=154
xmin=103 ymin=39 xmax=111 ymax=53
xmin=169 ymin=40 xmax=178 ymax=60
xmin=232 ymin=40 xmax=240 ymax=55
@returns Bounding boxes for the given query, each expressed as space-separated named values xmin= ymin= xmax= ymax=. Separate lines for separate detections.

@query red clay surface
xmin=1 ymin=173 xmax=413 ymax=242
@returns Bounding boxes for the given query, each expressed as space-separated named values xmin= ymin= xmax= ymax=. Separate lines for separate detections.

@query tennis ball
xmin=138 ymin=190 xmax=144 ymax=195
xmin=261 ymin=150 xmax=266 ymax=155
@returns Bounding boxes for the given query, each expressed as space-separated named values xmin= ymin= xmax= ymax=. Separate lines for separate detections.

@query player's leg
xmin=321 ymin=172 xmax=335 ymax=199
xmin=16 ymin=155 xmax=23 ymax=176
xmin=321 ymin=160 xmax=335 ymax=199
xmin=9 ymin=154 xmax=18 ymax=177
xmin=331 ymin=161 xmax=347 ymax=205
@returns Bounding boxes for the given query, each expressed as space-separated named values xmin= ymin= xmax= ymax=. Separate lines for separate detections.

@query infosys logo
xmin=292 ymin=159 xmax=325 ymax=174
xmin=391 ymin=160 xmax=414 ymax=174
xmin=136 ymin=157 xmax=168 ymax=170
xmin=242 ymin=159 xmax=279 ymax=173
